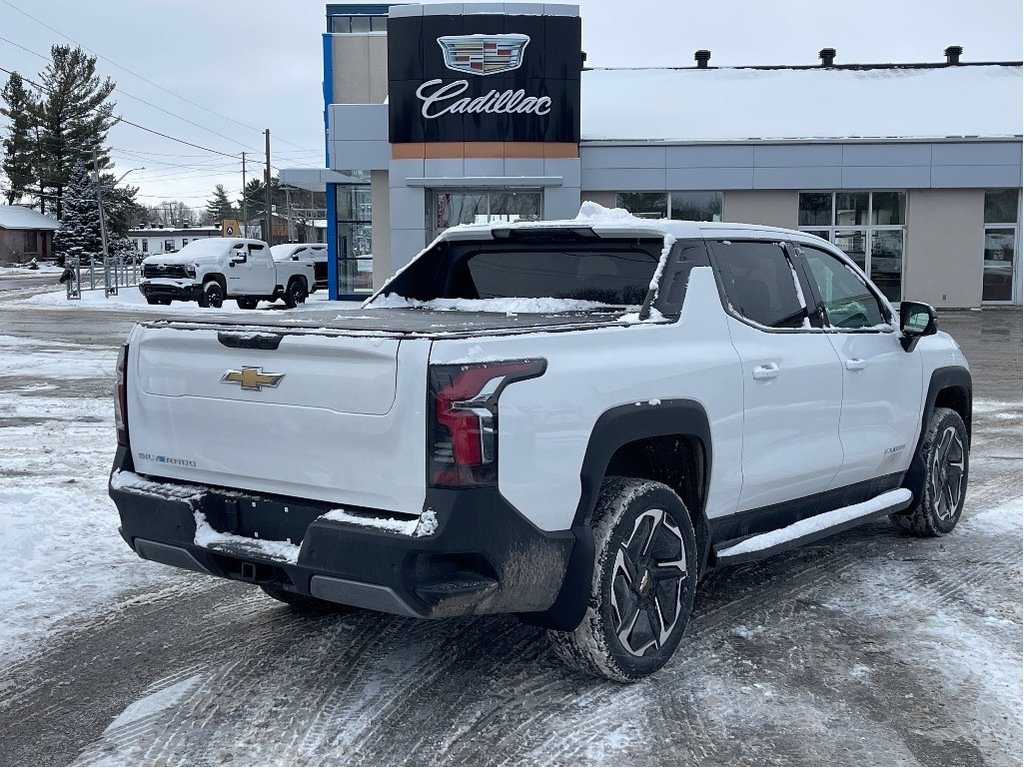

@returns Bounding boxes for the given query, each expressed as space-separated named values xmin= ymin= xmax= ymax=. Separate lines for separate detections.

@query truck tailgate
xmin=126 ymin=324 xmax=429 ymax=514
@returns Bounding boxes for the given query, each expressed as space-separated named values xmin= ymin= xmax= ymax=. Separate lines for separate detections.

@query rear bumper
xmin=109 ymin=446 xmax=574 ymax=618
xmin=138 ymin=280 xmax=202 ymax=302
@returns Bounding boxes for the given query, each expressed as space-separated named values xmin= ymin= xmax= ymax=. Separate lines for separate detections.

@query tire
xmin=200 ymin=280 xmax=224 ymax=309
xmin=891 ymin=407 xmax=969 ymax=536
xmin=236 ymin=297 xmax=258 ymax=310
xmin=259 ymin=585 xmax=355 ymax=613
xmin=548 ymin=476 xmax=698 ymax=682
xmin=284 ymin=277 xmax=307 ymax=309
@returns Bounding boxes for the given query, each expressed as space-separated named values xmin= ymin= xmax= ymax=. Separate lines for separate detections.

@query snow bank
xmin=16 ymin=286 xmax=332 ymax=313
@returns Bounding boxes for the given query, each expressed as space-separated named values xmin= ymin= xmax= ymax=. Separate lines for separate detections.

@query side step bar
xmin=715 ymin=488 xmax=914 ymax=567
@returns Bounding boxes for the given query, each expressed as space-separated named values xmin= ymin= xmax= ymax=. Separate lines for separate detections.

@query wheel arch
xmin=903 ymin=366 xmax=973 ymax=508
xmin=523 ymin=399 xmax=712 ymax=631
xmin=203 ymin=273 xmax=226 ymax=290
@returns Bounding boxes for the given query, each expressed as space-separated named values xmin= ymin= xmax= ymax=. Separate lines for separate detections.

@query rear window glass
xmin=458 ymin=248 xmax=657 ymax=305
xmin=710 ymin=240 xmax=805 ymax=329
xmin=382 ymin=234 xmax=665 ymax=307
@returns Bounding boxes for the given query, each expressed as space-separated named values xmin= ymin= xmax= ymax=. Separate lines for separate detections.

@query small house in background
xmin=0 ymin=206 xmax=58 ymax=266
xmin=128 ymin=224 xmax=220 ymax=256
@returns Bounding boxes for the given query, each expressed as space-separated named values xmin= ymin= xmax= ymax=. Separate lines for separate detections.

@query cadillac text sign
xmin=388 ymin=14 xmax=582 ymax=144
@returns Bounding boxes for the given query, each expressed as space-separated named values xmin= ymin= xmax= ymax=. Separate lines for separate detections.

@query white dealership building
xmin=280 ymin=3 xmax=1023 ymax=306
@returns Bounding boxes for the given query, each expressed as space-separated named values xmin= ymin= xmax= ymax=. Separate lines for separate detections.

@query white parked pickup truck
xmin=139 ymin=238 xmax=316 ymax=309
xmin=111 ymin=205 xmax=971 ymax=681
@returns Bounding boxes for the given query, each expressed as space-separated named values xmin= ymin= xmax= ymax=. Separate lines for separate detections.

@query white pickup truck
xmin=139 ymin=237 xmax=315 ymax=309
xmin=111 ymin=205 xmax=971 ymax=681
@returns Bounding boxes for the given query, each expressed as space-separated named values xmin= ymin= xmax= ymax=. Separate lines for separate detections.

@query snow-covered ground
xmin=18 ymin=284 xmax=340 ymax=313
xmin=0 ymin=262 xmax=63 ymax=275
xmin=0 ymin=306 xmax=1020 ymax=765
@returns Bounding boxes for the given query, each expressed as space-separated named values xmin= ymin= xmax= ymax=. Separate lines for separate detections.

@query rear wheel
xmin=236 ymin=297 xmax=258 ymax=310
xmin=548 ymin=477 xmax=697 ymax=682
xmin=892 ymin=407 xmax=969 ymax=536
xmin=284 ymin=277 xmax=307 ymax=308
xmin=259 ymin=585 xmax=355 ymax=613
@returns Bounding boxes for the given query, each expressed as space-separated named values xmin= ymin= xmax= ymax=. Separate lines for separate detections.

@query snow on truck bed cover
xmin=141 ymin=305 xmax=664 ymax=340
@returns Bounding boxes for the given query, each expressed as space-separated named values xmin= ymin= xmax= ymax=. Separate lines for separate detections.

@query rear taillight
xmin=428 ymin=359 xmax=545 ymax=488
xmin=115 ymin=344 xmax=129 ymax=447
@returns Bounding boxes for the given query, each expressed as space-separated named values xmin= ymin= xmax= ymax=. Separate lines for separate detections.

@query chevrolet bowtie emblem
xmin=221 ymin=366 xmax=284 ymax=391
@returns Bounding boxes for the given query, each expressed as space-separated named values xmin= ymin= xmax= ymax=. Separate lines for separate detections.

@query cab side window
xmin=709 ymin=240 xmax=806 ymax=329
xmin=793 ymin=243 xmax=888 ymax=329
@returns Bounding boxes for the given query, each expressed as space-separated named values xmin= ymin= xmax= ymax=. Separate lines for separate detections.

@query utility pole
xmin=285 ymin=185 xmax=293 ymax=241
xmin=92 ymin=146 xmax=111 ymax=296
xmin=264 ymin=129 xmax=272 ymax=245
xmin=241 ymin=151 xmax=247 ymax=237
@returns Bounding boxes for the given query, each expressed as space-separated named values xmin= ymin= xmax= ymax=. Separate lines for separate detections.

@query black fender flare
xmin=903 ymin=366 xmax=972 ymax=508
xmin=522 ymin=399 xmax=712 ymax=631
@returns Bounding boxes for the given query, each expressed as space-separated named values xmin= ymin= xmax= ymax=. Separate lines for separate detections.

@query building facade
xmin=286 ymin=3 xmax=1023 ymax=306
xmin=0 ymin=206 xmax=57 ymax=266
xmin=129 ymin=225 xmax=220 ymax=256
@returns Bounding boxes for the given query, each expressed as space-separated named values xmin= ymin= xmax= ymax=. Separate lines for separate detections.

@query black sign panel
xmin=388 ymin=14 xmax=582 ymax=144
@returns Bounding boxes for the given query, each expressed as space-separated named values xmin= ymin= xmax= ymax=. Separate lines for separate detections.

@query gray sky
xmin=0 ymin=0 xmax=1020 ymax=208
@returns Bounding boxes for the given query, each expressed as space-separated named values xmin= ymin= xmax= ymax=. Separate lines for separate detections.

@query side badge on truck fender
xmin=221 ymin=366 xmax=284 ymax=392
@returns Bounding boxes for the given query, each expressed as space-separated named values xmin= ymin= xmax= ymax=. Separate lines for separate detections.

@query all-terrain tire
xmin=199 ymin=279 xmax=224 ymax=308
xmin=284 ymin=277 xmax=307 ymax=308
xmin=891 ymin=407 xmax=969 ymax=536
xmin=259 ymin=585 xmax=355 ymax=613
xmin=547 ymin=476 xmax=697 ymax=682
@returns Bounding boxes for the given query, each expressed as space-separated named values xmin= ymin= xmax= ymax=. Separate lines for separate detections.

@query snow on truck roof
xmin=438 ymin=202 xmax=798 ymax=242
xmin=582 ymin=64 xmax=1022 ymax=142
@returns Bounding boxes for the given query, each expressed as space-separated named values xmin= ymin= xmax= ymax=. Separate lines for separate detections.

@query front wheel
xmin=199 ymin=280 xmax=224 ymax=309
xmin=892 ymin=407 xmax=969 ymax=536
xmin=548 ymin=477 xmax=697 ymax=682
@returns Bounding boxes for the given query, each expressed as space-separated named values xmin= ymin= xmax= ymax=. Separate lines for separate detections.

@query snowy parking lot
xmin=0 ymin=286 xmax=1020 ymax=766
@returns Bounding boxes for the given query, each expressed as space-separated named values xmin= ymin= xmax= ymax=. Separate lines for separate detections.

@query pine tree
xmin=53 ymin=162 xmax=102 ymax=266
xmin=205 ymin=184 xmax=235 ymax=222
xmin=99 ymin=174 xmax=143 ymax=239
xmin=0 ymin=72 xmax=38 ymax=206
xmin=35 ymin=45 xmax=116 ymax=219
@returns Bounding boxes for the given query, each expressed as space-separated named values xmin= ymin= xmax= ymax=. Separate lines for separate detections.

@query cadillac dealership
xmin=280 ymin=3 xmax=1023 ymax=306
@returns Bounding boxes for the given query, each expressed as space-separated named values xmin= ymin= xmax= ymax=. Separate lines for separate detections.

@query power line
xmin=0 ymin=64 xmax=243 ymax=159
xmin=0 ymin=35 xmax=262 ymax=155
xmin=0 ymin=0 xmax=320 ymax=153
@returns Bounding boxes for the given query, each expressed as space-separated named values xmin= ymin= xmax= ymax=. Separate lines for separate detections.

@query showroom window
xmin=329 ymin=14 xmax=387 ymax=33
xmin=430 ymin=189 xmax=542 ymax=239
xmin=335 ymin=171 xmax=373 ymax=296
xmin=798 ymin=191 xmax=906 ymax=302
xmin=982 ymin=189 xmax=1020 ymax=303
xmin=615 ymin=191 xmax=722 ymax=221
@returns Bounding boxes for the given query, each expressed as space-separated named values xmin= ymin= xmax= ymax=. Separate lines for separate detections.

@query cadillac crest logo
xmin=221 ymin=366 xmax=284 ymax=391
xmin=437 ymin=34 xmax=530 ymax=76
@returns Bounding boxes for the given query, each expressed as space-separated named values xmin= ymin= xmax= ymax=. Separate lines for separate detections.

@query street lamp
xmin=114 ymin=167 xmax=145 ymax=185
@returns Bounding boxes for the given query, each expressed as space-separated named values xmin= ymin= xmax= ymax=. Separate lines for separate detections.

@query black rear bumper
xmin=109 ymin=446 xmax=575 ymax=619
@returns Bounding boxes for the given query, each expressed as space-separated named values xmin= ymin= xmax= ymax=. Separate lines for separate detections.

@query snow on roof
xmin=0 ymin=206 xmax=58 ymax=231
xmin=582 ymin=64 xmax=1023 ymax=142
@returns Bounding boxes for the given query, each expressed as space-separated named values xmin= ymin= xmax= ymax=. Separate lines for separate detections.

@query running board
xmin=715 ymin=488 xmax=914 ymax=567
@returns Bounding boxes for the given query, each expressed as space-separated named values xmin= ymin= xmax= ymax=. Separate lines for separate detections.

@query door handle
xmin=752 ymin=363 xmax=780 ymax=380
xmin=845 ymin=358 xmax=867 ymax=371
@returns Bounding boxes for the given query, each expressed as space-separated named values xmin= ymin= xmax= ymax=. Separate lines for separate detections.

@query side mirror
xmin=900 ymin=301 xmax=937 ymax=351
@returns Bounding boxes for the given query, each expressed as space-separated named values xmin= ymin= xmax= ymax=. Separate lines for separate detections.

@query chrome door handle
xmin=845 ymin=358 xmax=867 ymax=371
xmin=752 ymin=363 xmax=780 ymax=380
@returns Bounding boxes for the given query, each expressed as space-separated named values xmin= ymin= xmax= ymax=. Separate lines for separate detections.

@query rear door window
xmin=709 ymin=240 xmax=806 ymax=329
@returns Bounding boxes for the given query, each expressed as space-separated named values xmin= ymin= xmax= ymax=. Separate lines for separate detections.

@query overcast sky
xmin=0 ymin=0 xmax=1020 ymax=209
